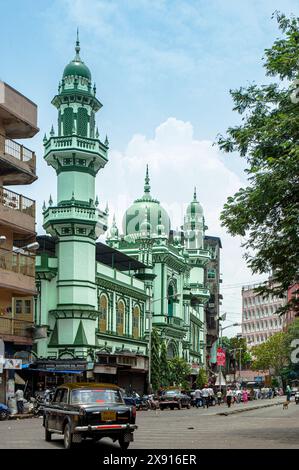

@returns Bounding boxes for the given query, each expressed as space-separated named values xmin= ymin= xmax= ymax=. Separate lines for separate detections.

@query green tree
xmin=216 ymin=12 xmax=299 ymax=314
xmin=160 ymin=341 xmax=171 ymax=387
xmin=196 ymin=368 xmax=208 ymax=389
xmin=168 ymin=357 xmax=192 ymax=389
xmin=150 ymin=328 xmax=161 ymax=392
xmin=251 ymin=332 xmax=289 ymax=381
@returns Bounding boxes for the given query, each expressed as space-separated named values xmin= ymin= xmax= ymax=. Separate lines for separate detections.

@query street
xmin=0 ymin=400 xmax=298 ymax=449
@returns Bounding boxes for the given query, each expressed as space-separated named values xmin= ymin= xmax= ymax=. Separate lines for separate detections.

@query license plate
xmin=101 ymin=411 xmax=116 ymax=421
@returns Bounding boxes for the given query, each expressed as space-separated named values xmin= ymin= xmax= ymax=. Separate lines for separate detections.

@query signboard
xmin=0 ymin=355 xmax=4 ymax=374
xmin=216 ymin=347 xmax=226 ymax=366
xmin=254 ymin=376 xmax=263 ymax=383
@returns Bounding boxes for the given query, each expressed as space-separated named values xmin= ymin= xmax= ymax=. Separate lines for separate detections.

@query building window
xmin=132 ymin=305 xmax=140 ymax=339
xmin=99 ymin=294 xmax=108 ymax=333
xmin=117 ymin=300 xmax=125 ymax=336
xmin=14 ymin=298 xmax=32 ymax=316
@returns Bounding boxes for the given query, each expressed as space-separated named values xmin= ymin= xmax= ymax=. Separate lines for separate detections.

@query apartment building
xmin=241 ymin=281 xmax=286 ymax=347
xmin=0 ymin=81 xmax=38 ymax=402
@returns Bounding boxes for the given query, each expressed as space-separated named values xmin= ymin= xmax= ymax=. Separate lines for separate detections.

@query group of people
xmin=192 ymin=386 xmax=215 ymax=408
xmin=191 ymin=385 xmax=284 ymax=409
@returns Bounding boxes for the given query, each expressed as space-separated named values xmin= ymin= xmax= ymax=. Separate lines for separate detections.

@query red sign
xmin=216 ymin=347 xmax=226 ymax=366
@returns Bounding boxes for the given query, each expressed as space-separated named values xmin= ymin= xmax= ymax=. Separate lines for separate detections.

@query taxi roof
xmin=58 ymin=383 xmax=121 ymax=391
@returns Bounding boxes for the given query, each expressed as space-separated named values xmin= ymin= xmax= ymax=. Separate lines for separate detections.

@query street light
xmin=148 ymin=292 xmax=181 ymax=393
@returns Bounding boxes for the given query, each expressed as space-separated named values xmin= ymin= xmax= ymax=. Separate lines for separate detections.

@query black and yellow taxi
xmin=43 ymin=382 xmax=137 ymax=449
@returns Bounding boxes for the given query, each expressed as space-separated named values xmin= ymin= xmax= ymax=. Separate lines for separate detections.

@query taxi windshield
xmin=164 ymin=390 xmax=180 ymax=396
xmin=71 ymin=389 xmax=124 ymax=405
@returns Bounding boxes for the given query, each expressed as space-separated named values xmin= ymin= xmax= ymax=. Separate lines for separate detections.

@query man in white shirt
xmin=201 ymin=386 xmax=210 ymax=408
xmin=15 ymin=388 xmax=24 ymax=414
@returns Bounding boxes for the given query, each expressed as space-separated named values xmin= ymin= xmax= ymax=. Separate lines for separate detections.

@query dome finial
xmin=144 ymin=164 xmax=151 ymax=194
xmin=193 ymin=186 xmax=197 ymax=201
xmin=75 ymin=27 xmax=80 ymax=59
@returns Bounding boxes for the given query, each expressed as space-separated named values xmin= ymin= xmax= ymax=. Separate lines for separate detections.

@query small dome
xmin=140 ymin=219 xmax=152 ymax=233
xmin=186 ymin=187 xmax=203 ymax=217
xmin=122 ymin=166 xmax=171 ymax=237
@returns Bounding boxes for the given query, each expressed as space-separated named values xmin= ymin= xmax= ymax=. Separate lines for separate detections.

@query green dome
xmin=186 ymin=187 xmax=203 ymax=217
xmin=63 ymin=59 xmax=91 ymax=80
xmin=62 ymin=32 xmax=91 ymax=81
xmin=122 ymin=166 xmax=171 ymax=237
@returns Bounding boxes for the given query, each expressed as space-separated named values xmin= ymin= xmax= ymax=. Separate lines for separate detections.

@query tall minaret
xmin=42 ymin=34 xmax=108 ymax=350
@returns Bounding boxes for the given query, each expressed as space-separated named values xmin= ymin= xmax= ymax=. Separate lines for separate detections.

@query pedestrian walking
xmin=201 ymin=386 xmax=210 ymax=408
xmin=217 ymin=389 xmax=222 ymax=406
xmin=242 ymin=388 xmax=248 ymax=404
xmin=226 ymin=388 xmax=233 ymax=408
xmin=15 ymin=388 xmax=24 ymax=414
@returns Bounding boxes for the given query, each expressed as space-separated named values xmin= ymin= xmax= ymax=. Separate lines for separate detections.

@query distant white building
xmin=241 ymin=281 xmax=286 ymax=347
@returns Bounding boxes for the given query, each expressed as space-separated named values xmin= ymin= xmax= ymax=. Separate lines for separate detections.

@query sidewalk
xmin=215 ymin=397 xmax=285 ymax=416
xmin=8 ymin=413 xmax=36 ymax=420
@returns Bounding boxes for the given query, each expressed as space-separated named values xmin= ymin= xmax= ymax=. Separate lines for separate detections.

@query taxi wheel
xmin=187 ymin=403 xmax=191 ymax=409
xmin=45 ymin=428 xmax=52 ymax=442
xmin=64 ymin=422 xmax=73 ymax=449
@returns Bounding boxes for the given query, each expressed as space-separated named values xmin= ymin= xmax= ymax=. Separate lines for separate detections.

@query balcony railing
xmin=0 ymin=248 xmax=35 ymax=277
xmin=0 ymin=132 xmax=36 ymax=171
xmin=0 ymin=317 xmax=34 ymax=337
xmin=0 ymin=187 xmax=35 ymax=217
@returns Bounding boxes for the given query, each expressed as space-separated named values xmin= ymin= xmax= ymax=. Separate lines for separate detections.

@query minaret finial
xmin=144 ymin=164 xmax=151 ymax=194
xmin=75 ymin=28 xmax=80 ymax=59
xmin=193 ymin=186 xmax=197 ymax=201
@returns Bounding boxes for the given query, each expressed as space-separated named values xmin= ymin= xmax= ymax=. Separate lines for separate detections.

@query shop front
xmin=93 ymin=352 xmax=149 ymax=395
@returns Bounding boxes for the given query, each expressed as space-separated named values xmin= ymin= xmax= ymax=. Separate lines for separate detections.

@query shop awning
xmin=29 ymin=368 xmax=84 ymax=374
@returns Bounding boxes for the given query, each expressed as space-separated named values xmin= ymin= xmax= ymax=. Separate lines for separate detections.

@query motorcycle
xmin=295 ymin=392 xmax=299 ymax=405
xmin=32 ymin=396 xmax=46 ymax=416
xmin=0 ymin=402 xmax=10 ymax=420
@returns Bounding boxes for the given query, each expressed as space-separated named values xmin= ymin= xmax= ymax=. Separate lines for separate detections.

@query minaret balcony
xmin=190 ymin=285 xmax=210 ymax=302
xmin=187 ymin=248 xmax=211 ymax=266
xmin=43 ymin=205 xmax=104 ymax=225
xmin=44 ymin=135 xmax=108 ymax=165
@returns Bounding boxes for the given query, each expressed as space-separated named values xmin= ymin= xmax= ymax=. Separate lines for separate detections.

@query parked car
xmin=159 ymin=389 xmax=191 ymax=410
xmin=43 ymin=383 xmax=137 ymax=449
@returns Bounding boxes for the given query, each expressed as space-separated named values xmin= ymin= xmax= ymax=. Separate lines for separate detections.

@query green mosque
xmin=33 ymin=36 xmax=220 ymax=393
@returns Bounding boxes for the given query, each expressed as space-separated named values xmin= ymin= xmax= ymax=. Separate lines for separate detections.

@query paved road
xmin=0 ymin=399 xmax=298 ymax=449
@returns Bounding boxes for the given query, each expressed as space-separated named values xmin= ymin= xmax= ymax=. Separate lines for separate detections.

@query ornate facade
xmin=34 ymin=37 xmax=219 ymax=392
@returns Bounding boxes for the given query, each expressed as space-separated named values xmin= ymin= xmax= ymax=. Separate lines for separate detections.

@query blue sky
xmin=1 ymin=0 xmax=297 ymax=331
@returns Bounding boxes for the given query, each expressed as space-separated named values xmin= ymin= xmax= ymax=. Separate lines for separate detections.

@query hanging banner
xmin=210 ymin=340 xmax=218 ymax=364
xmin=216 ymin=347 xmax=226 ymax=366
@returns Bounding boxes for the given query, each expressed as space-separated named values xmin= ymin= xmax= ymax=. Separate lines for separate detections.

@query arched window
xmin=117 ymin=300 xmax=125 ymax=336
xmin=77 ymin=107 xmax=88 ymax=136
xmin=99 ymin=294 xmax=108 ymax=333
xmin=168 ymin=284 xmax=175 ymax=317
xmin=132 ymin=305 xmax=140 ymax=339
xmin=63 ymin=107 xmax=74 ymax=135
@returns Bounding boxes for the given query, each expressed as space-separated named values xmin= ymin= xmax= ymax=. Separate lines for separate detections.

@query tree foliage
xmin=168 ymin=357 xmax=192 ymax=390
xmin=160 ymin=341 xmax=171 ymax=387
xmin=196 ymin=368 xmax=208 ymax=388
xmin=217 ymin=12 xmax=299 ymax=314
xmin=251 ymin=332 xmax=289 ymax=377
xmin=151 ymin=328 xmax=161 ymax=392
